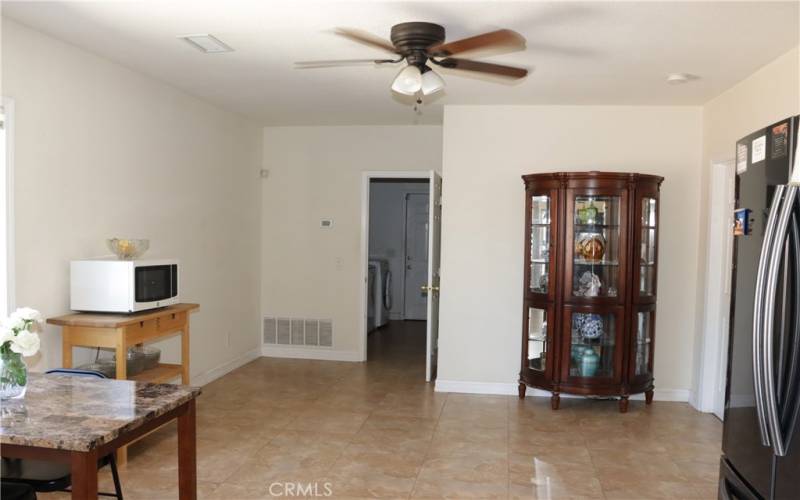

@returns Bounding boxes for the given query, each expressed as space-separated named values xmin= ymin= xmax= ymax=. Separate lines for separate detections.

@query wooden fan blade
xmin=429 ymin=29 xmax=525 ymax=56
xmin=437 ymin=57 xmax=528 ymax=78
xmin=334 ymin=27 xmax=398 ymax=53
xmin=294 ymin=59 xmax=396 ymax=68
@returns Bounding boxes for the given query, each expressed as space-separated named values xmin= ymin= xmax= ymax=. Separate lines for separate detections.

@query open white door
xmin=697 ymin=160 xmax=736 ymax=419
xmin=425 ymin=171 xmax=442 ymax=382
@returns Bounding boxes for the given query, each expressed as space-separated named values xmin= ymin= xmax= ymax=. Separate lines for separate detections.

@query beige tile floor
xmin=41 ymin=321 xmax=722 ymax=499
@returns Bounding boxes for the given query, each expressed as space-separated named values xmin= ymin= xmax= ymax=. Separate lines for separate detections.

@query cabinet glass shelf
xmin=574 ymin=259 xmax=620 ymax=266
xmin=575 ymin=224 xmax=620 ymax=229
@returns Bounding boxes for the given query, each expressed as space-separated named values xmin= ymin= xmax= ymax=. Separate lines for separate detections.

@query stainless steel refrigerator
xmin=720 ymin=115 xmax=800 ymax=499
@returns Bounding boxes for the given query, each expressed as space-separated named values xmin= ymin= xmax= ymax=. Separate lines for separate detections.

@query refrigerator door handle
xmin=780 ymin=210 xmax=800 ymax=452
xmin=763 ymin=184 xmax=798 ymax=457
xmin=753 ymin=185 xmax=785 ymax=447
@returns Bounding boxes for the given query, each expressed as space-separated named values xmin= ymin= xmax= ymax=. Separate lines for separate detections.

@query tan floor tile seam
xmin=323 ymin=389 xmax=432 ymax=496
xmin=408 ymin=391 xmax=450 ymax=499
xmin=328 ymin=403 xmax=385 ymax=476
xmin=582 ymin=433 xmax=611 ymax=500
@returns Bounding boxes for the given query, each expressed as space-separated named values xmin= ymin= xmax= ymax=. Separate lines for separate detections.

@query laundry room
xmin=367 ymin=178 xmax=430 ymax=338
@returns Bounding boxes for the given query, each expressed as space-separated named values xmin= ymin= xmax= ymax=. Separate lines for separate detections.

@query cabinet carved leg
xmin=518 ymin=383 xmax=526 ymax=399
xmin=645 ymin=390 xmax=654 ymax=405
xmin=551 ymin=393 xmax=560 ymax=410
xmin=619 ymin=396 xmax=629 ymax=413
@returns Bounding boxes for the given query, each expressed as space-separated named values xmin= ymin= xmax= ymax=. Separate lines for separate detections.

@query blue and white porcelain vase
xmin=580 ymin=314 xmax=604 ymax=340
xmin=580 ymin=347 xmax=600 ymax=377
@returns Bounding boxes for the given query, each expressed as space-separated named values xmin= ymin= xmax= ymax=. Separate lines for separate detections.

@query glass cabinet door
xmin=571 ymin=194 xmax=622 ymax=299
xmin=527 ymin=306 xmax=549 ymax=372
xmin=565 ymin=308 xmax=620 ymax=381
xmin=633 ymin=308 xmax=655 ymax=378
xmin=529 ymin=194 xmax=552 ymax=295
xmin=639 ymin=197 xmax=657 ymax=297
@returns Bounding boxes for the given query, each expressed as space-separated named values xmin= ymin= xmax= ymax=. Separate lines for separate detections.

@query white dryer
xmin=366 ymin=263 xmax=377 ymax=332
xmin=368 ymin=258 xmax=391 ymax=329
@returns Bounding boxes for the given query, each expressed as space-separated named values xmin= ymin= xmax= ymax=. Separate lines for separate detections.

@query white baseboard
xmin=434 ymin=379 xmax=691 ymax=402
xmin=261 ymin=345 xmax=361 ymax=362
xmin=631 ymin=388 xmax=692 ymax=402
xmin=190 ymin=347 xmax=261 ymax=387
xmin=435 ymin=380 xmax=520 ymax=395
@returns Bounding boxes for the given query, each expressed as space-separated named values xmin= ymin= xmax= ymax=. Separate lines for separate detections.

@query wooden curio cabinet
xmin=519 ymin=172 xmax=664 ymax=412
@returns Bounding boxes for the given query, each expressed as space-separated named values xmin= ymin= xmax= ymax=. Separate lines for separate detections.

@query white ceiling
xmin=3 ymin=1 xmax=798 ymax=126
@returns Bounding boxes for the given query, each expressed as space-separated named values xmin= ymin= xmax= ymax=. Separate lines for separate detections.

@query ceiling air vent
xmin=178 ymin=34 xmax=233 ymax=54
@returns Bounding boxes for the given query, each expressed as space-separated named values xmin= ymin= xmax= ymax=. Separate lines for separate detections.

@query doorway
xmin=360 ymin=171 xmax=442 ymax=381
xmin=403 ymin=192 xmax=429 ymax=320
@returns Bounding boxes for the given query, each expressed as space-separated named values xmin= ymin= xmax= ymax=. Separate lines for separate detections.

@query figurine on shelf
xmin=538 ymin=273 xmax=549 ymax=292
xmin=575 ymin=271 xmax=602 ymax=297
xmin=540 ymin=244 xmax=550 ymax=260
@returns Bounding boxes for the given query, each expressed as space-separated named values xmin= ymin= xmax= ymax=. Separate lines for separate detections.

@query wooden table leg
xmin=178 ymin=399 xmax=197 ymax=500
xmin=113 ymin=328 xmax=129 ymax=466
xmin=62 ymin=328 xmax=73 ymax=368
xmin=70 ymin=449 xmax=98 ymax=499
xmin=181 ymin=324 xmax=191 ymax=384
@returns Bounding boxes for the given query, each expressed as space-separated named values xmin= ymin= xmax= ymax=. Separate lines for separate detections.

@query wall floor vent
xmin=263 ymin=317 xmax=333 ymax=347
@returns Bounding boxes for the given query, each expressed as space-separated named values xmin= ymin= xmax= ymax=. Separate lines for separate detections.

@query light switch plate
xmin=320 ymin=219 xmax=333 ymax=228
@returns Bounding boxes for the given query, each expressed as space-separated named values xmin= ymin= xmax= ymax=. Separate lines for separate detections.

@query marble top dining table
xmin=0 ymin=373 xmax=201 ymax=499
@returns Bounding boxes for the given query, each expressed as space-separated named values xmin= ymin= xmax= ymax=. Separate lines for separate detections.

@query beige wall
xmin=438 ymin=106 xmax=703 ymax=397
xmin=2 ymin=19 xmax=263 ymax=382
xmin=693 ymin=46 xmax=800 ymax=400
xmin=261 ymin=126 xmax=441 ymax=358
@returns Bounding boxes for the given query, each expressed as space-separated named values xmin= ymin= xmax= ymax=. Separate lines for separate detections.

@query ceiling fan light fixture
xmin=420 ymin=66 xmax=445 ymax=95
xmin=391 ymin=65 xmax=422 ymax=95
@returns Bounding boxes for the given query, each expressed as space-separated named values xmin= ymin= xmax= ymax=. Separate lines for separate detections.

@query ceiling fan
xmin=295 ymin=22 xmax=528 ymax=97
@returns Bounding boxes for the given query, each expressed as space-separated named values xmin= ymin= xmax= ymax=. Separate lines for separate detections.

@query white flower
xmin=0 ymin=326 xmax=14 ymax=347
xmin=11 ymin=307 xmax=42 ymax=324
xmin=2 ymin=315 xmax=25 ymax=332
xmin=9 ymin=330 xmax=40 ymax=357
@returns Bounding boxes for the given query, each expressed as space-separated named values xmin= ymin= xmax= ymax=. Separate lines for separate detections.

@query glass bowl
xmin=107 ymin=238 xmax=149 ymax=260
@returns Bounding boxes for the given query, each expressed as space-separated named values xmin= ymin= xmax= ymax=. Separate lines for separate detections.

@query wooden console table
xmin=48 ymin=303 xmax=198 ymax=383
xmin=47 ymin=303 xmax=199 ymax=465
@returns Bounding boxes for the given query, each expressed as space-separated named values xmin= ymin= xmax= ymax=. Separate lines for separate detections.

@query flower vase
xmin=0 ymin=350 xmax=28 ymax=400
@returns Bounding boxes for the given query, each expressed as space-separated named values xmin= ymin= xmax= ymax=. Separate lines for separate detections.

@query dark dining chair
xmin=0 ymin=481 xmax=37 ymax=500
xmin=0 ymin=368 xmax=124 ymax=499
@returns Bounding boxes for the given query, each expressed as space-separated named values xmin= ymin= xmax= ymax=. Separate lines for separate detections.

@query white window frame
xmin=1 ymin=97 xmax=15 ymax=318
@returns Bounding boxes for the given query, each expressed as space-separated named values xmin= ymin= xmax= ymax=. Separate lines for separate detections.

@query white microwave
xmin=70 ymin=258 xmax=179 ymax=313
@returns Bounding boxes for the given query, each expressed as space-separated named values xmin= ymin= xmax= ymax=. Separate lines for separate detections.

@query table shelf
xmin=129 ymin=363 xmax=183 ymax=383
